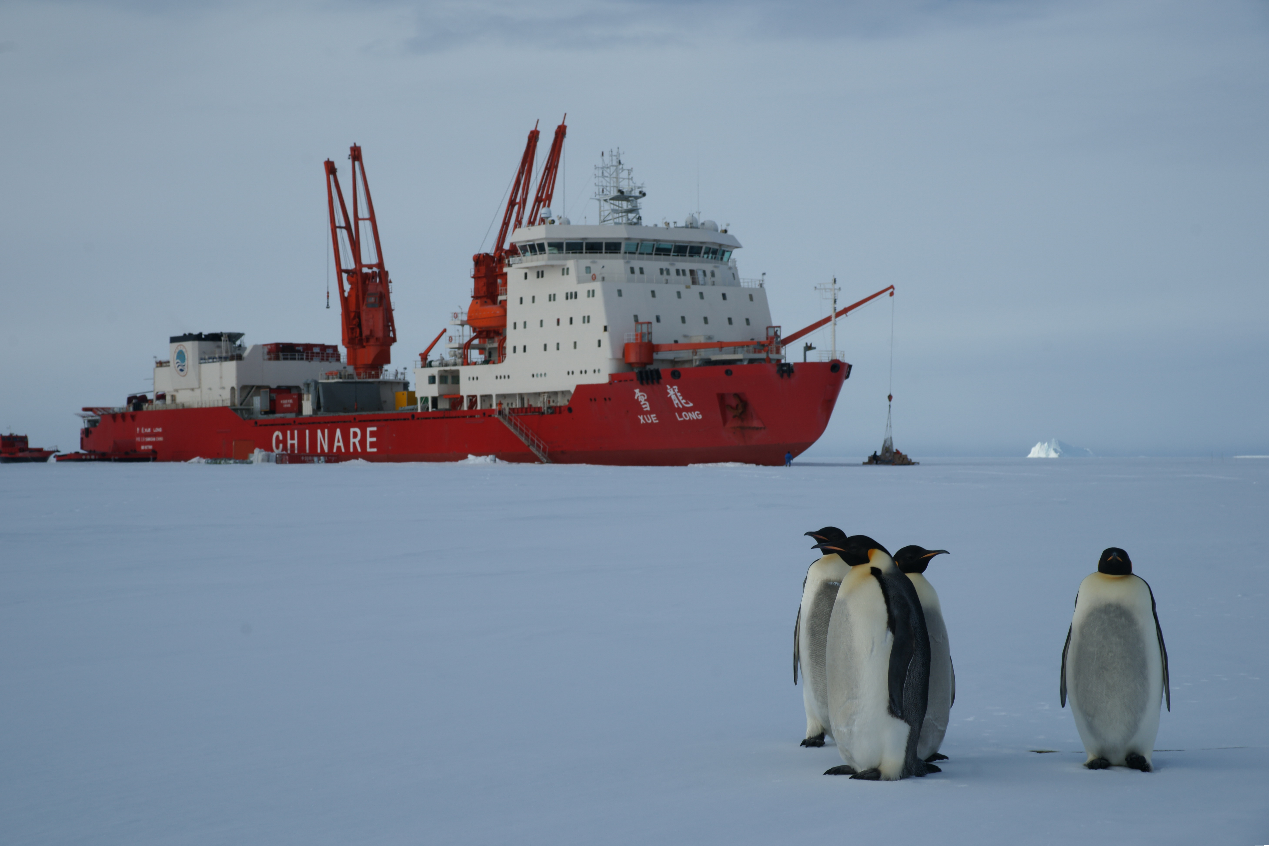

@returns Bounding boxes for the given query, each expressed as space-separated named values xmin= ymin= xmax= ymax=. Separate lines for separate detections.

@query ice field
xmin=2 ymin=457 xmax=1267 ymax=843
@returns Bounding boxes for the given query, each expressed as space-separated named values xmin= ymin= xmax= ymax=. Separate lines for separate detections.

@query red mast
xmin=465 ymin=118 xmax=568 ymax=364
xmin=325 ymin=145 xmax=397 ymax=378
xmin=528 ymin=117 xmax=567 ymax=227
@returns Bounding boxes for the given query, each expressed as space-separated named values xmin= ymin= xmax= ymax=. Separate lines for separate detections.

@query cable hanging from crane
xmin=864 ymin=287 xmax=917 ymax=465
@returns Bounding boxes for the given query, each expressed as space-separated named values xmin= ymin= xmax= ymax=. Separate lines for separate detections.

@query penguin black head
xmin=813 ymin=534 xmax=890 ymax=567
xmin=1098 ymin=547 xmax=1133 ymax=576
xmin=805 ymin=526 xmax=848 ymax=548
xmin=893 ymin=545 xmax=949 ymax=574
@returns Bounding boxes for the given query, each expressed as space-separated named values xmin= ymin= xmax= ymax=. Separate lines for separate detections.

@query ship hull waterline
xmin=79 ymin=361 xmax=849 ymax=466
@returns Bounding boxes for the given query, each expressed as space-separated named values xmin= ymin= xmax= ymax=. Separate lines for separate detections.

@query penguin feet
xmin=925 ymin=752 xmax=949 ymax=762
xmin=823 ymin=765 xmax=857 ymax=776
xmin=919 ymin=763 xmax=941 ymax=775
xmin=1085 ymin=757 xmax=1111 ymax=770
xmin=801 ymin=733 xmax=826 ymax=748
xmin=1125 ymin=753 xmax=1152 ymax=772
xmin=848 ymin=768 xmax=882 ymax=780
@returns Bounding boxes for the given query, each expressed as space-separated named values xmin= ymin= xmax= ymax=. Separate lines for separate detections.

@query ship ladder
xmin=495 ymin=408 xmax=551 ymax=464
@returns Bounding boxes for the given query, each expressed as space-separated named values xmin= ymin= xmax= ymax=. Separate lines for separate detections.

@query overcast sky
xmin=2 ymin=0 xmax=1266 ymax=456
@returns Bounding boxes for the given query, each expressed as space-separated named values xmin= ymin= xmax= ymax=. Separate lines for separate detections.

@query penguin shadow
xmin=1030 ymin=749 xmax=1169 ymax=774
xmin=800 ymin=735 xmax=950 ymax=779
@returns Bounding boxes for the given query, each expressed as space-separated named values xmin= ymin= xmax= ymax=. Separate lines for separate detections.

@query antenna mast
xmin=814 ymin=277 xmax=842 ymax=361
xmin=593 ymin=149 xmax=645 ymax=225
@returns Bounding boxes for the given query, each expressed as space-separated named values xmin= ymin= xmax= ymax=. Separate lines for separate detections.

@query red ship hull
xmin=79 ymin=361 xmax=849 ymax=465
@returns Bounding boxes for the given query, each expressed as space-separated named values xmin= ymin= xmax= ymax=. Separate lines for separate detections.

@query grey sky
xmin=2 ymin=0 xmax=1266 ymax=456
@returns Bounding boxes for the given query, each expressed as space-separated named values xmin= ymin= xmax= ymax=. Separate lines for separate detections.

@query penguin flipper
xmin=1060 ymin=624 xmax=1072 ymax=708
xmin=870 ymin=566 xmax=915 ymax=720
xmin=949 ymin=653 xmax=956 ymax=708
xmin=1144 ymin=579 xmax=1170 ymax=711
xmin=793 ymin=604 xmax=801 ymax=685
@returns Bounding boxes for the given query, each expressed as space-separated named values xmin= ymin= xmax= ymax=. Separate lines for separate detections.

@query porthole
xmin=670 ymin=369 xmax=681 ymax=379
xmin=830 ymin=362 xmax=841 ymax=373
xmin=724 ymin=369 xmax=733 ymax=376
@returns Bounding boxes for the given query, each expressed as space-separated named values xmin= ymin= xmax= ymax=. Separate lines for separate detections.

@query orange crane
xmin=325 ymin=145 xmax=397 ymax=379
xmin=464 ymin=118 xmax=567 ymax=364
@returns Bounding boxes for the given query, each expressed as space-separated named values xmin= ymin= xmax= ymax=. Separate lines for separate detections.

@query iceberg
xmin=1027 ymin=439 xmax=1094 ymax=458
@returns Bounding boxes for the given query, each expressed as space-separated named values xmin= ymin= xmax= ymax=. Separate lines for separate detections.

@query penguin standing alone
xmin=816 ymin=534 xmax=937 ymax=780
xmin=894 ymin=546 xmax=954 ymax=763
xmin=1061 ymin=547 xmax=1170 ymax=771
xmin=794 ymin=527 xmax=850 ymax=747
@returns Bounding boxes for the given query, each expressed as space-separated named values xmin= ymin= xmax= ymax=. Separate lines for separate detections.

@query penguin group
xmin=792 ymin=531 xmax=1169 ymax=779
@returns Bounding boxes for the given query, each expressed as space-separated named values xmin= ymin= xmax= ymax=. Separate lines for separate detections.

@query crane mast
xmin=464 ymin=117 xmax=568 ymax=365
xmin=325 ymin=145 xmax=396 ymax=378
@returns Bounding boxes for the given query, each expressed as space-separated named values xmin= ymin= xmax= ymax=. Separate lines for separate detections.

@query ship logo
xmin=174 ymin=346 xmax=188 ymax=376
xmin=633 ymin=387 xmax=650 ymax=411
xmin=666 ymin=385 xmax=694 ymax=409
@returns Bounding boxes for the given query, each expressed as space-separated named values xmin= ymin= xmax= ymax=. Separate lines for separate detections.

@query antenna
xmin=814 ymin=277 xmax=842 ymax=361
xmin=593 ymin=148 xmax=645 ymax=225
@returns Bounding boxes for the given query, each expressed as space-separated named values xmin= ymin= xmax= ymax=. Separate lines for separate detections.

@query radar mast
xmin=594 ymin=150 xmax=645 ymax=225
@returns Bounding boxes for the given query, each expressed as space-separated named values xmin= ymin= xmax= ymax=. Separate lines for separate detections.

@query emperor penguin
xmin=815 ymin=534 xmax=936 ymax=780
xmin=894 ymin=546 xmax=954 ymax=763
xmin=794 ymin=526 xmax=851 ymax=747
xmin=1061 ymin=548 xmax=1170 ymax=772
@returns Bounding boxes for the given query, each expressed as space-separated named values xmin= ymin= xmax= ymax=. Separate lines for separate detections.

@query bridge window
xmin=654 ymin=243 xmax=672 ymax=256
xmin=672 ymin=244 xmax=689 ymax=257
xmin=565 ymin=241 xmax=583 ymax=253
xmin=605 ymin=242 xmax=621 ymax=254
xmin=623 ymin=242 xmax=638 ymax=254
xmin=687 ymin=245 xmax=702 ymax=257
xmin=585 ymin=242 xmax=603 ymax=254
xmin=547 ymin=242 xmax=563 ymax=254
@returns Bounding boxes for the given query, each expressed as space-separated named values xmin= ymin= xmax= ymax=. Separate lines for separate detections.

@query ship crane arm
xmin=527 ymin=117 xmax=567 ymax=226
xmin=780 ymin=285 xmax=894 ymax=346
xmin=325 ymin=145 xmax=397 ymax=378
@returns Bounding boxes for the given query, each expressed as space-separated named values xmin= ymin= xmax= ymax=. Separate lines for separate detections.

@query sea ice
xmin=1 ymin=458 xmax=1266 ymax=844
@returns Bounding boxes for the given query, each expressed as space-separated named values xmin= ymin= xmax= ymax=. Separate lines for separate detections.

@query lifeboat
xmin=466 ymin=300 xmax=507 ymax=331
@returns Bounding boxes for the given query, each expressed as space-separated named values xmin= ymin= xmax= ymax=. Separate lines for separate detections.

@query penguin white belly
xmin=798 ymin=565 xmax=845 ymax=740
xmin=825 ymin=567 xmax=912 ymax=779
xmin=909 ymin=574 xmax=952 ymax=761
xmin=1066 ymin=574 xmax=1164 ymax=767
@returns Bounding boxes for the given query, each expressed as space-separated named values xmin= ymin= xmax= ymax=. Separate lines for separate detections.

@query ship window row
xmin=634 ymin=315 xmax=751 ymax=327
xmin=517 ymin=241 xmax=732 ymax=262
xmin=510 ymin=340 xmax=605 ymax=354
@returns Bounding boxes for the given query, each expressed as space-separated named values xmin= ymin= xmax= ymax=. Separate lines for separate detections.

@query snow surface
xmin=1028 ymin=439 xmax=1095 ymax=458
xmin=2 ymin=458 xmax=1267 ymax=844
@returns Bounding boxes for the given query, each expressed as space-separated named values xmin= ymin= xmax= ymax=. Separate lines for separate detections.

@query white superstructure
xmin=414 ymin=160 xmax=777 ymax=412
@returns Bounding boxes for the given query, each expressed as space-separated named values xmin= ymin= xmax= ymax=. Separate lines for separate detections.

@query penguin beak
xmin=813 ymin=542 xmax=845 ymax=555
xmin=924 ymin=550 xmax=949 ymax=560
